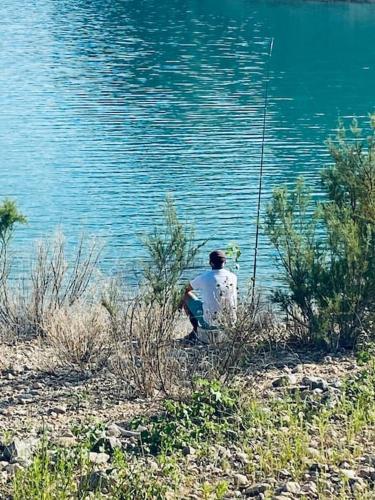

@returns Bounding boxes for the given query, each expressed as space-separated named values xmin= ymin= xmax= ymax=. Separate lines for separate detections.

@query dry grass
xmin=45 ymin=303 xmax=112 ymax=371
xmin=0 ymin=232 xmax=102 ymax=339
xmin=107 ymin=294 xmax=185 ymax=397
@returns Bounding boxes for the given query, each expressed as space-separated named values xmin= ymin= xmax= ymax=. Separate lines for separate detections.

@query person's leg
xmin=179 ymin=292 xmax=204 ymax=344
xmin=183 ymin=292 xmax=205 ymax=330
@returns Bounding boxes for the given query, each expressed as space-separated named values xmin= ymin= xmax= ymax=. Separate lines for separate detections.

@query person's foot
xmin=177 ymin=330 xmax=199 ymax=346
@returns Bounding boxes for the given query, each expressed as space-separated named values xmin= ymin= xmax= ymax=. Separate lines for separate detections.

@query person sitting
xmin=180 ymin=250 xmax=237 ymax=345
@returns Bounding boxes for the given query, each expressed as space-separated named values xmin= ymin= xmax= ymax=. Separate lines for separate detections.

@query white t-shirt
xmin=190 ymin=268 xmax=237 ymax=325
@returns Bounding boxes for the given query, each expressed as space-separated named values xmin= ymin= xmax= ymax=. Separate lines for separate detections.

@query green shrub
xmin=266 ymin=116 xmax=375 ymax=349
xmin=0 ymin=198 xmax=27 ymax=281
xmin=129 ymin=379 xmax=239 ymax=454
xmin=142 ymin=196 xmax=206 ymax=308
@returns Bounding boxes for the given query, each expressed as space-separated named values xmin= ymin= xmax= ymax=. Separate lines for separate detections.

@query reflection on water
xmin=1 ymin=0 xmax=374 ymax=287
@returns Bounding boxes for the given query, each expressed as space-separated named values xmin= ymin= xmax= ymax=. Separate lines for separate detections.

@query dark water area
xmin=1 ymin=0 xmax=374 ymax=287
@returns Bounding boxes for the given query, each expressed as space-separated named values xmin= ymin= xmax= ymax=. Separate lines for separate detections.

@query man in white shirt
xmin=180 ymin=250 xmax=237 ymax=345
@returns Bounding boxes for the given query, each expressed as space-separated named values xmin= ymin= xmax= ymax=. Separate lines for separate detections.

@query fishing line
xmin=251 ymin=37 xmax=274 ymax=303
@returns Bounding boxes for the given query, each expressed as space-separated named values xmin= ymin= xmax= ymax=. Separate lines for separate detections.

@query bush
xmin=0 ymin=199 xmax=27 ymax=282
xmin=45 ymin=303 xmax=112 ymax=371
xmin=142 ymin=196 xmax=206 ymax=308
xmin=265 ymin=116 xmax=375 ymax=349
xmin=129 ymin=379 xmax=239 ymax=454
xmin=0 ymin=232 xmax=102 ymax=338
xmin=107 ymin=292 xmax=184 ymax=397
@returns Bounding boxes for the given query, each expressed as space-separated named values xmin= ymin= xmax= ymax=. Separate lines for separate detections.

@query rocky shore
xmin=0 ymin=338 xmax=374 ymax=498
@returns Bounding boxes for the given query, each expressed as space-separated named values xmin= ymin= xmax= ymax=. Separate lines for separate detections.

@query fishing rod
xmin=251 ymin=37 xmax=274 ymax=304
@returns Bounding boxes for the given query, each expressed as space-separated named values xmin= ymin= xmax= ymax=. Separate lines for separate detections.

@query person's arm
xmin=179 ymin=282 xmax=194 ymax=310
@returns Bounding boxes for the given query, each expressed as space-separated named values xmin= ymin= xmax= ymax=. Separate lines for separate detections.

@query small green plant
xmin=129 ymin=379 xmax=239 ymax=454
xmin=0 ymin=198 xmax=27 ymax=281
xmin=13 ymin=439 xmax=78 ymax=500
xmin=225 ymin=242 xmax=241 ymax=271
xmin=266 ymin=115 xmax=375 ymax=349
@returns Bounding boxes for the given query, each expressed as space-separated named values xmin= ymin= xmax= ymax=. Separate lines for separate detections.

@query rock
xmin=106 ymin=423 xmax=123 ymax=438
xmin=340 ymin=469 xmax=358 ymax=481
xmin=5 ymin=463 xmax=24 ymax=475
xmin=182 ymin=446 xmax=195 ymax=456
xmin=307 ymin=447 xmax=320 ymax=458
xmin=89 ymin=452 xmax=110 ymax=465
xmin=216 ymin=445 xmax=231 ymax=458
xmin=48 ymin=405 xmax=67 ymax=415
xmin=245 ymin=483 xmax=269 ymax=496
xmin=362 ymin=454 xmax=375 ymax=467
xmin=302 ymin=376 xmax=329 ymax=391
xmin=303 ymin=481 xmax=318 ymax=494
xmin=354 ymin=477 xmax=367 ymax=491
xmin=10 ymin=365 xmax=24 ymax=375
xmin=284 ymin=481 xmax=301 ymax=494
xmin=147 ymin=460 xmax=159 ymax=472
xmin=80 ymin=471 xmax=110 ymax=492
xmin=292 ymin=364 xmax=303 ymax=374
xmin=279 ymin=469 xmax=291 ymax=479
xmin=323 ymin=356 xmax=332 ymax=363
xmin=358 ymin=466 xmax=375 ymax=481
xmin=234 ymin=473 xmax=249 ymax=488
xmin=312 ymin=388 xmax=323 ymax=395
xmin=92 ymin=437 xmax=121 ymax=455
xmin=236 ymin=451 xmax=249 ymax=464
xmin=54 ymin=437 xmax=77 ymax=448
xmin=272 ymin=375 xmax=296 ymax=388
xmin=4 ymin=438 xmax=38 ymax=464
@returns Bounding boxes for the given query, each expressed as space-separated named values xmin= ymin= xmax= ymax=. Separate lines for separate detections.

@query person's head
xmin=209 ymin=250 xmax=226 ymax=270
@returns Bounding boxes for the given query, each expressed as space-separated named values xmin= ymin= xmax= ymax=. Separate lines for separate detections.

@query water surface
xmin=1 ymin=0 xmax=374 ymax=286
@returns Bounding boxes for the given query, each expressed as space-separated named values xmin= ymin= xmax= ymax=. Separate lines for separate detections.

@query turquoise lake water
xmin=1 ymin=0 xmax=374 ymax=286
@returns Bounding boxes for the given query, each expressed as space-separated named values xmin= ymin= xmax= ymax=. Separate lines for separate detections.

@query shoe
xmin=177 ymin=330 xmax=199 ymax=346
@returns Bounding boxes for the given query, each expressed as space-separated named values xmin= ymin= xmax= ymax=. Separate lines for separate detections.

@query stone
xmin=80 ymin=471 xmax=110 ymax=492
xmin=351 ymin=478 xmax=367 ymax=493
xmin=284 ymin=481 xmax=301 ymax=494
xmin=148 ymin=460 xmax=159 ymax=472
xmin=182 ymin=446 xmax=196 ymax=456
xmin=358 ymin=466 xmax=375 ymax=481
xmin=4 ymin=438 xmax=38 ymax=464
xmin=55 ymin=437 xmax=77 ymax=448
xmin=292 ymin=364 xmax=303 ymax=373
xmin=362 ymin=454 xmax=375 ymax=467
xmin=89 ymin=452 xmax=110 ymax=465
xmin=245 ymin=483 xmax=269 ymax=496
xmin=272 ymin=375 xmax=296 ymax=388
xmin=49 ymin=405 xmax=67 ymax=415
xmin=216 ymin=445 xmax=231 ymax=458
xmin=303 ymin=481 xmax=318 ymax=494
xmin=340 ymin=469 xmax=358 ymax=481
xmin=234 ymin=473 xmax=249 ymax=487
xmin=302 ymin=376 xmax=329 ymax=391
xmin=307 ymin=447 xmax=320 ymax=458
xmin=5 ymin=463 xmax=24 ymax=474
xmin=92 ymin=437 xmax=121 ymax=455
xmin=236 ymin=451 xmax=249 ymax=464
xmin=106 ymin=423 xmax=123 ymax=438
